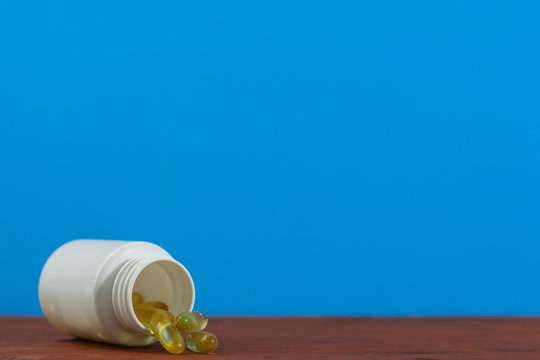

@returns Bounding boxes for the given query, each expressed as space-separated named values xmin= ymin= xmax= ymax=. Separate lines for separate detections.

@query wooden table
xmin=2 ymin=317 xmax=540 ymax=359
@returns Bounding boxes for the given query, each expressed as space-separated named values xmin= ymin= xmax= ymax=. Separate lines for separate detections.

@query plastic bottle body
xmin=38 ymin=240 xmax=195 ymax=346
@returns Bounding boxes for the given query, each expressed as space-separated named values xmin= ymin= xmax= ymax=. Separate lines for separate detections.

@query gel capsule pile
xmin=132 ymin=292 xmax=218 ymax=355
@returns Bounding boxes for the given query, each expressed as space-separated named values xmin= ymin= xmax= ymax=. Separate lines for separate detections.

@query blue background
xmin=1 ymin=1 xmax=539 ymax=315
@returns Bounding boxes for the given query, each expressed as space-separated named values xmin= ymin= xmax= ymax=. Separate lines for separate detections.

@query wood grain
xmin=1 ymin=317 xmax=540 ymax=359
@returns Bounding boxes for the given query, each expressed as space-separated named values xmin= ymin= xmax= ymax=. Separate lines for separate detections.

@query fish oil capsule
xmin=186 ymin=331 xmax=218 ymax=353
xmin=175 ymin=311 xmax=208 ymax=332
xmin=134 ymin=308 xmax=175 ymax=328
xmin=132 ymin=292 xmax=144 ymax=307
xmin=136 ymin=301 xmax=169 ymax=311
xmin=149 ymin=311 xmax=185 ymax=354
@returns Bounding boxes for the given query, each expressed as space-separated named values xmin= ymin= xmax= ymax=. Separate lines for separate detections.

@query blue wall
xmin=1 ymin=1 xmax=539 ymax=315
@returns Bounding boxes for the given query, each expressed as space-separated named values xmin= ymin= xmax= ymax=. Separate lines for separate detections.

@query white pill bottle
xmin=38 ymin=239 xmax=195 ymax=346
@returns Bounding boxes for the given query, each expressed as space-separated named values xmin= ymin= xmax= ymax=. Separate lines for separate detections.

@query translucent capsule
xmin=186 ymin=331 xmax=218 ymax=353
xmin=132 ymin=292 xmax=144 ymax=307
xmin=135 ymin=307 xmax=175 ymax=328
xmin=175 ymin=311 xmax=208 ymax=332
xmin=149 ymin=311 xmax=185 ymax=354
xmin=136 ymin=301 xmax=169 ymax=311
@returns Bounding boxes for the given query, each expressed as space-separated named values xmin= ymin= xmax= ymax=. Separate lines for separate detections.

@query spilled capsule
xmin=186 ymin=331 xmax=218 ymax=353
xmin=149 ymin=311 xmax=185 ymax=354
xmin=175 ymin=311 xmax=208 ymax=332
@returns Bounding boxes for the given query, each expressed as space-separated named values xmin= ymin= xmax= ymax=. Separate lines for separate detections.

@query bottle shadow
xmin=56 ymin=338 xmax=166 ymax=354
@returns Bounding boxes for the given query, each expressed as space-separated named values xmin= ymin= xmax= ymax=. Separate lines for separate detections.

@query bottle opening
xmin=113 ymin=257 xmax=195 ymax=335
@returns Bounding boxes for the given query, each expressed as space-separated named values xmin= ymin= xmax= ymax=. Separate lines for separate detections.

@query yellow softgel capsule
xmin=149 ymin=311 xmax=185 ymax=354
xmin=186 ymin=331 xmax=218 ymax=353
xmin=175 ymin=311 xmax=208 ymax=332
xmin=132 ymin=292 xmax=144 ymax=307
xmin=135 ymin=308 xmax=175 ymax=328
xmin=136 ymin=301 xmax=169 ymax=311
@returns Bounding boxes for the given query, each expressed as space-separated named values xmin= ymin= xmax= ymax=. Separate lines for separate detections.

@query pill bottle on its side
xmin=38 ymin=239 xmax=195 ymax=346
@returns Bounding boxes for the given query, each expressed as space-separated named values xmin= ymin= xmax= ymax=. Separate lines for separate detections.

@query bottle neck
xmin=112 ymin=257 xmax=152 ymax=335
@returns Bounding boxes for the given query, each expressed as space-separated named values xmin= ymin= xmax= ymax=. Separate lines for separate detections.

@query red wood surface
xmin=1 ymin=317 xmax=540 ymax=359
